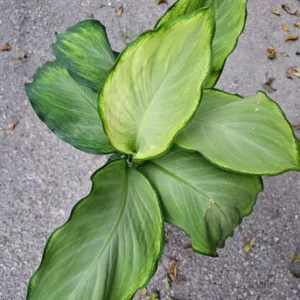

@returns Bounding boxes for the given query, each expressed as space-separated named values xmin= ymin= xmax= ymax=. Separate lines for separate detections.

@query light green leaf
xmin=53 ymin=19 xmax=117 ymax=92
xmin=25 ymin=61 xmax=115 ymax=154
xmin=156 ymin=0 xmax=247 ymax=88
xmin=27 ymin=159 xmax=164 ymax=300
xmin=175 ymin=90 xmax=300 ymax=175
xmin=140 ymin=148 xmax=262 ymax=256
xmin=100 ymin=6 xmax=215 ymax=161
xmin=155 ymin=0 xmax=208 ymax=28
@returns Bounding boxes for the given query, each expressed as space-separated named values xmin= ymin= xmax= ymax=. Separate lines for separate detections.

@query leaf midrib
xmin=68 ymin=169 xmax=129 ymax=299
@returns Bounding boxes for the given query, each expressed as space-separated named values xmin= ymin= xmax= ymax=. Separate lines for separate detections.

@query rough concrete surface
xmin=1 ymin=0 xmax=300 ymax=299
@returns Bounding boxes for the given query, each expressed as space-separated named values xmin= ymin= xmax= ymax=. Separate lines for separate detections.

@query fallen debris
xmin=86 ymin=12 xmax=94 ymax=18
xmin=149 ymin=292 xmax=160 ymax=300
xmin=289 ymin=252 xmax=300 ymax=278
xmin=117 ymin=6 xmax=124 ymax=17
xmin=0 ymin=42 xmax=11 ymax=51
xmin=290 ymin=9 xmax=300 ymax=17
xmin=183 ymin=244 xmax=193 ymax=252
xmin=16 ymin=47 xmax=27 ymax=59
xmin=293 ymin=123 xmax=300 ymax=130
xmin=286 ymin=68 xmax=294 ymax=79
xmin=7 ymin=122 xmax=17 ymax=133
xmin=267 ymin=45 xmax=276 ymax=59
xmin=243 ymin=237 xmax=256 ymax=254
xmin=271 ymin=7 xmax=281 ymax=16
xmin=285 ymin=35 xmax=298 ymax=42
xmin=165 ymin=275 xmax=172 ymax=292
xmin=139 ymin=288 xmax=147 ymax=296
xmin=262 ymin=73 xmax=277 ymax=93
xmin=282 ymin=24 xmax=290 ymax=32
xmin=168 ymin=259 xmax=179 ymax=280
xmin=280 ymin=52 xmax=289 ymax=57
xmin=156 ymin=0 xmax=168 ymax=4
xmin=281 ymin=4 xmax=291 ymax=13
xmin=286 ymin=67 xmax=300 ymax=79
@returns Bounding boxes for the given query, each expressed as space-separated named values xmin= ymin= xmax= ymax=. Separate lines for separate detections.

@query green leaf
xmin=155 ymin=0 xmax=247 ymax=88
xmin=100 ymin=6 xmax=215 ymax=162
xmin=25 ymin=61 xmax=115 ymax=154
xmin=155 ymin=0 xmax=208 ymax=28
xmin=27 ymin=159 xmax=164 ymax=300
xmin=53 ymin=19 xmax=117 ymax=92
xmin=175 ymin=90 xmax=300 ymax=175
xmin=140 ymin=148 xmax=262 ymax=256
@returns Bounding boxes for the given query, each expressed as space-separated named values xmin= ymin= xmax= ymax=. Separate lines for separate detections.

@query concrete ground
xmin=1 ymin=0 xmax=300 ymax=299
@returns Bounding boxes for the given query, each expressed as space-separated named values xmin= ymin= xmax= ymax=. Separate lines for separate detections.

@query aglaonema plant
xmin=25 ymin=0 xmax=300 ymax=299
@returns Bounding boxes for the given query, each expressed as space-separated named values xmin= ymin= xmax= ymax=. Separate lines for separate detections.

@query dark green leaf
xmin=25 ymin=61 xmax=114 ymax=154
xmin=53 ymin=19 xmax=117 ymax=92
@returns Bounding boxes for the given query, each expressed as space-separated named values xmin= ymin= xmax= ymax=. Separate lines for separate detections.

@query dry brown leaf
xmin=7 ymin=122 xmax=17 ymax=133
xmin=262 ymin=73 xmax=277 ymax=93
xmin=243 ymin=237 xmax=256 ymax=254
xmin=295 ymin=21 xmax=300 ymax=28
xmin=286 ymin=67 xmax=300 ymax=79
xmin=292 ymin=66 xmax=300 ymax=78
xmin=264 ymin=73 xmax=275 ymax=84
xmin=0 ymin=42 xmax=11 ymax=51
xmin=267 ymin=45 xmax=276 ymax=59
xmin=280 ymin=52 xmax=289 ymax=57
xmin=282 ymin=24 xmax=290 ymax=31
xmin=117 ymin=6 xmax=124 ymax=16
xmin=290 ymin=9 xmax=300 ymax=17
xmin=271 ymin=7 xmax=281 ymax=15
xmin=282 ymin=4 xmax=290 ymax=13
xmin=286 ymin=68 xmax=294 ymax=79
xmin=168 ymin=259 xmax=179 ymax=280
xmin=285 ymin=35 xmax=298 ymax=42
xmin=183 ymin=244 xmax=193 ymax=252
xmin=156 ymin=0 xmax=168 ymax=4
xmin=165 ymin=275 xmax=171 ymax=292
xmin=293 ymin=123 xmax=300 ymax=130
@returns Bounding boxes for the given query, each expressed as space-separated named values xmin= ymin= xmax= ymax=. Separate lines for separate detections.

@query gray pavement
xmin=1 ymin=0 xmax=300 ymax=299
